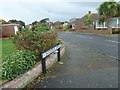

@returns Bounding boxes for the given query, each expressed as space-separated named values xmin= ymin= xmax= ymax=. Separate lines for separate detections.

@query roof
xmin=0 ymin=24 xmax=19 ymax=26
xmin=81 ymin=13 xmax=101 ymax=22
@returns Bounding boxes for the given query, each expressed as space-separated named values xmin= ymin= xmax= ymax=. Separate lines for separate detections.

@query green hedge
xmin=112 ymin=30 xmax=120 ymax=34
xmin=13 ymin=27 xmax=58 ymax=56
xmin=1 ymin=50 xmax=37 ymax=80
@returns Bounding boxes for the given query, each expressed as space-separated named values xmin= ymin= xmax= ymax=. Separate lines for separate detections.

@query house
xmin=69 ymin=11 xmax=120 ymax=30
xmin=63 ymin=21 xmax=69 ymax=27
xmin=69 ymin=11 xmax=101 ymax=30
xmin=0 ymin=24 xmax=19 ymax=37
xmin=96 ymin=17 xmax=120 ymax=30
xmin=51 ymin=21 xmax=63 ymax=30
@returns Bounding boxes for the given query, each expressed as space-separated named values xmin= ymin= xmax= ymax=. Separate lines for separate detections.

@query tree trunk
xmin=106 ymin=16 xmax=112 ymax=28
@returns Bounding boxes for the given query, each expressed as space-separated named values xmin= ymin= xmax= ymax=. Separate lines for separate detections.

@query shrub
xmin=34 ymin=26 xmax=50 ymax=32
xmin=13 ymin=27 xmax=58 ymax=56
xmin=112 ymin=30 xmax=120 ymax=34
xmin=63 ymin=26 xmax=68 ymax=31
xmin=84 ymin=19 xmax=93 ymax=29
xmin=56 ymin=26 xmax=62 ymax=29
xmin=31 ymin=24 xmax=50 ymax=31
xmin=1 ymin=50 xmax=37 ymax=80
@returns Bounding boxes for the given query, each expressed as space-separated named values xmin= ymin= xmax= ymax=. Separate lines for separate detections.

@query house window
xmin=96 ymin=20 xmax=107 ymax=28
xmin=109 ymin=18 xmax=118 ymax=28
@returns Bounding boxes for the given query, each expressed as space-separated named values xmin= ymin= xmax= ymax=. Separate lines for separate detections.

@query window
xmin=96 ymin=20 xmax=107 ymax=28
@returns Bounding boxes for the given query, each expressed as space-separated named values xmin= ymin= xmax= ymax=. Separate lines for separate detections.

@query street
xmin=33 ymin=32 xmax=119 ymax=88
xmin=59 ymin=32 xmax=119 ymax=60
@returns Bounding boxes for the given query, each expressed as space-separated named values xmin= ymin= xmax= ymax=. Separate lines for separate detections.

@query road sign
xmin=41 ymin=44 xmax=62 ymax=75
xmin=42 ymin=44 xmax=62 ymax=58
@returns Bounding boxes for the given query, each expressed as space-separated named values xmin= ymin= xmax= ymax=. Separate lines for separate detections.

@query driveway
xmin=33 ymin=32 xmax=119 ymax=88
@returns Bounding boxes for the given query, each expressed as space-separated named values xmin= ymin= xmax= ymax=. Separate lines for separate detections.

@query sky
xmin=0 ymin=0 xmax=119 ymax=25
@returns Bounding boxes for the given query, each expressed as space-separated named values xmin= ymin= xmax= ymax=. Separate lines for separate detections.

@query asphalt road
xmin=58 ymin=32 xmax=119 ymax=60
xmin=33 ymin=32 xmax=119 ymax=88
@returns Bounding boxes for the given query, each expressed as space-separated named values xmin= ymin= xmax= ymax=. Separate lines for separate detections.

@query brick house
xmin=0 ymin=24 xmax=19 ymax=37
xmin=69 ymin=11 xmax=120 ymax=30
xmin=51 ymin=21 xmax=63 ymax=30
xmin=69 ymin=11 xmax=101 ymax=30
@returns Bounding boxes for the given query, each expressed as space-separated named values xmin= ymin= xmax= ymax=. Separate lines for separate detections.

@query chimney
xmin=88 ymin=11 xmax=91 ymax=14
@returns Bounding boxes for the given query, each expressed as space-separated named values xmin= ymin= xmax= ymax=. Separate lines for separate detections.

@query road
xmin=58 ymin=32 xmax=119 ymax=60
xmin=33 ymin=32 xmax=119 ymax=88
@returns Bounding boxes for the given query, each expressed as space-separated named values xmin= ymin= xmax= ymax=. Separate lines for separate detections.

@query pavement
xmin=33 ymin=32 xmax=119 ymax=88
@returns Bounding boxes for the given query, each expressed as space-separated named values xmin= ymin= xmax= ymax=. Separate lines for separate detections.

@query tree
xmin=84 ymin=19 xmax=93 ymax=29
xmin=0 ymin=19 xmax=8 ymax=24
xmin=32 ymin=21 xmax=38 ymax=26
xmin=97 ymin=1 xmax=120 ymax=27
xmin=40 ymin=18 xmax=49 ymax=23
xmin=8 ymin=19 xmax=25 ymax=27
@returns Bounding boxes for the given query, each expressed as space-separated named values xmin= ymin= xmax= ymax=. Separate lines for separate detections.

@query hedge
xmin=13 ymin=27 xmax=58 ymax=58
xmin=112 ymin=30 xmax=120 ymax=34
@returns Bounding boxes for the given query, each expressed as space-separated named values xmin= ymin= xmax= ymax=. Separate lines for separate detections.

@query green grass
xmin=0 ymin=40 xmax=2 ymax=59
xmin=2 ymin=40 xmax=16 ymax=58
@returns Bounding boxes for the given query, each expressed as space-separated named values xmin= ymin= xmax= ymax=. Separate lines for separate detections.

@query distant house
xmin=0 ymin=24 xmax=19 ymax=37
xmin=63 ymin=21 xmax=69 ymax=27
xmin=51 ymin=21 xmax=63 ymax=30
xmin=69 ymin=11 xmax=120 ymax=30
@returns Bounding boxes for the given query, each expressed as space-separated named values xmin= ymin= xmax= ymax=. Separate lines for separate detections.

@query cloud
xmin=1 ymin=1 xmax=119 ymax=24
xmin=1 ymin=0 xmax=119 ymax=3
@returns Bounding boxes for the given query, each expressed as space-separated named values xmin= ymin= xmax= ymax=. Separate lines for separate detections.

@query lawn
xmin=2 ymin=40 xmax=16 ymax=58
xmin=0 ymin=40 xmax=2 ymax=59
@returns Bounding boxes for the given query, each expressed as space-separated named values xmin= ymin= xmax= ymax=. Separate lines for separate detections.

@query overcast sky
xmin=0 ymin=0 xmax=119 ymax=24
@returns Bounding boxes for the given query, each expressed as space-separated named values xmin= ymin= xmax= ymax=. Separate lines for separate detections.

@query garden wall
xmin=1 ymin=43 xmax=65 ymax=88
xmin=79 ymin=29 xmax=112 ymax=34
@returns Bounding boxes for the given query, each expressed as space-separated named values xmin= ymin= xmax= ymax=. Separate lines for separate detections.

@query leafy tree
xmin=32 ymin=21 xmax=38 ymax=26
xmin=116 ymin=3 xmax=120 ymax=17
xmin=85 ymin=14 xmax=92 ymax=18
xmin=84 ymin=19 xmax=93 ymax=29
xmin=0 ymin=19 xmax=8 ymax=24
xmin=97 ymin=1 xmax=120 ymax=27
xmin=8 ymin=19 xmax=25 ymax=27
xmin=40 ymin=18 xmax=49 ymax=23
xmin=60 ymin=22 xmax=64 ymax=25
xmin=98 ymin=17 xmax=106 ymax=24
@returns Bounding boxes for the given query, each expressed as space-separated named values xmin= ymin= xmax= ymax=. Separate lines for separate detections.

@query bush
xmin=31 ymin=24 xmax=50 ymax=31
xmin=1 ymin=50 xmax=37 ymax=80
xmin=112 ymin=30 xmax=120 ymax=34
xmin=56 ymin=26 xmax=62 ymax=29
xmin=34 ymin=26 xmax=50 ymax=32
xmin=13 ymin=27 xmax=58 ymax=56
xmin=63 ymin=26 xmax=68 ymax=31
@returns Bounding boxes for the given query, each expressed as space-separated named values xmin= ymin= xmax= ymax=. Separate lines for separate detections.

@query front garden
xmin=1 ymin=25 xmax=60 ymax=81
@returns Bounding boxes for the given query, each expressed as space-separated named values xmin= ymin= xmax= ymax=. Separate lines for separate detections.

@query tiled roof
xmin=81 ymin=13 xmax=101 ymax=21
